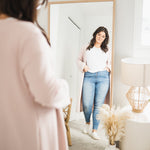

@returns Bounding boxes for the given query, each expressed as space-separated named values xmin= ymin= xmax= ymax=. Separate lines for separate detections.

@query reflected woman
xmin=77 ymin=26 xmax=111 ymax=140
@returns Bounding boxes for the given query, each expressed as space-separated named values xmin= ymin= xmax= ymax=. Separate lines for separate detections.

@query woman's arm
xmin=77 ymin=46 xmax=87 ymax=73
xmin=105 ymin=49 xmax=112 ymax=72
xmin=21 ymin=31 xmax=70 ymax=109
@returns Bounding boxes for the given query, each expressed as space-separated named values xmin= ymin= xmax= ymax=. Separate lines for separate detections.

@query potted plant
xmin=97 ymin=104 xmax=131 ymax=150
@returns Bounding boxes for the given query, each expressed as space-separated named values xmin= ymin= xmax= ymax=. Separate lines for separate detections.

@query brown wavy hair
xmin=0 ymin=0 xmax=50 ymax=45
xmin=86 ymin=26 xmax=109 ymax=53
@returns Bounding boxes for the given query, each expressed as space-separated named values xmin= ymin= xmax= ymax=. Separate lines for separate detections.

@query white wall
xmin=49 ymin=4 xmax=84 ymax=76
xmin=49 ymin=4 xmax=85 ymax=120
xmin=38 ymin=6 xmax=48 ymax=33
xmin=38 ymin=0 xmax=146 ymax=108
xmin=113 ymin=0 xmax=135 ymax=107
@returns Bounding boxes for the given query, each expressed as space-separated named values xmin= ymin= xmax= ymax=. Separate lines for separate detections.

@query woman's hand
xmin=105 ymin=67 xmax=111 ymax=72
xmin=83 ymin=65 xmax=89 ymax=72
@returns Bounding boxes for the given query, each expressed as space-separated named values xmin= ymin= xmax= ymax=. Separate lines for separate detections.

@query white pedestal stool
xmin=120 ymin=104 xmax=150 ymax=150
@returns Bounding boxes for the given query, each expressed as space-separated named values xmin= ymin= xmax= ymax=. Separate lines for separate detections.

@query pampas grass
xmin=97 ymin=104 xmax=131 ymax=145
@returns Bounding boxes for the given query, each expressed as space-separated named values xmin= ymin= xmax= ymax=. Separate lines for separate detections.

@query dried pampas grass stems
xmin=97 ymin=104 xmax=131 ymax=145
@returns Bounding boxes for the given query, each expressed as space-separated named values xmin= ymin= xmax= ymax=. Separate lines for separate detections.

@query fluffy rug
xmin=69 ymin=119 xmax=109 ymax=150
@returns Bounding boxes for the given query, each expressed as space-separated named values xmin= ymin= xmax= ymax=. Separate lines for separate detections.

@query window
xmin=141 ymin=0 xmax=150 ymax=46
xmin=134 ymin=0 xmax=150 ymax=51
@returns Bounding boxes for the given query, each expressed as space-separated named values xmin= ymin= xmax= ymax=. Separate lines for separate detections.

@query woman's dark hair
xmin=0 ymin=0 xmax=50 ymax=45
xmin=86 ymin=26 xmax=109 ymax=53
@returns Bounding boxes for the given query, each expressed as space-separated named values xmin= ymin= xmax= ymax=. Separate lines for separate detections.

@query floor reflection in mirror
xmin=69 ymin=114 xmax=109 ymax=150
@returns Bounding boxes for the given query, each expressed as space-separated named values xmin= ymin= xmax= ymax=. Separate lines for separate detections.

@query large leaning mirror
xmin=48 ymin=0 xmax=115 ymax=149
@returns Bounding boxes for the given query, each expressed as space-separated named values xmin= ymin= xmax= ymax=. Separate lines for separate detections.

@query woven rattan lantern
xmin=121 ymin=57 xmax=150 ymax=113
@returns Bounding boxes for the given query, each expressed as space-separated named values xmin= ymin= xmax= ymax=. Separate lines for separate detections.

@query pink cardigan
xmin=0 ymin=18 xmax=70 ymax=150
xmin=76 ymin=45 xmax=111 ymax=112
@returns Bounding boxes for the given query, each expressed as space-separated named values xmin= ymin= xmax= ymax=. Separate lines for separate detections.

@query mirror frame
xmin=47 ymin=0 xmax=116 ymax=108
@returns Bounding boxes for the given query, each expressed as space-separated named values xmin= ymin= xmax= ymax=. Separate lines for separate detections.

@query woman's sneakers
xmin=83 ymin=124 xmax=91 ymax=134
xmin=91 ymin=132 xmax=100 ymax=140
xmin=83 ymin=125 xmax=100 ymax=140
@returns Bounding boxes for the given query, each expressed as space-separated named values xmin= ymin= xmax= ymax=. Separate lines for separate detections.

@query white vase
xmin=105 ymin=144 xmax=119 ymax=150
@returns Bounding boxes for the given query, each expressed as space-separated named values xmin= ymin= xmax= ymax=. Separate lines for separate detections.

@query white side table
xmin=120 ymin=103 xmax=150 ymax=150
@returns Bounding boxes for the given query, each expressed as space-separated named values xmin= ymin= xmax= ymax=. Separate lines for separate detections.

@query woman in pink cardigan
xmin=77 ymin=26 xmax=111 ymax=140
xmin=0 ymin=0 xmax=70 ymax=150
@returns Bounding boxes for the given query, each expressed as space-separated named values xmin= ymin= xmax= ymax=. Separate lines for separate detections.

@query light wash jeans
xmin=82 ymin=71 xmax=110 ymax=130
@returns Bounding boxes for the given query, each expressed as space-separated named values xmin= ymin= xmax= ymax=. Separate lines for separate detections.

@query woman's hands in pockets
xmin=83 ymin=65 xmax=89 ymax=72
xmin=105 ymin=67 xmax=111 ymax=73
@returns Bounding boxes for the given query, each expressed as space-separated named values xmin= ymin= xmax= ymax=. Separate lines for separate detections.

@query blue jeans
xmin=82 ymin=71 xmax=110 ymax=130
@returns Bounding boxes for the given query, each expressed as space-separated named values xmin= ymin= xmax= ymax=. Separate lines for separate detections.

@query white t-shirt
xmin=86 ymin=46 xmax=109 ymax=73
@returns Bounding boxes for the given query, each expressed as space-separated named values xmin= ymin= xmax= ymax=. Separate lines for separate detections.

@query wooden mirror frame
xmin=47 ymin=0 xmax=116 ymax=108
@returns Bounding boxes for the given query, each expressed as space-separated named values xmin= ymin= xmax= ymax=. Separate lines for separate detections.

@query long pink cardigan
xmin=0 ymin=18 xmax=70 ymax=150
xmin=76 ymin=45 xmax=111 ymax=112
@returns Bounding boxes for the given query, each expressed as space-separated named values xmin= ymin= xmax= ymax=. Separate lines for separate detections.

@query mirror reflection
xmin=49 ymin=1 xmax=114 ymax=149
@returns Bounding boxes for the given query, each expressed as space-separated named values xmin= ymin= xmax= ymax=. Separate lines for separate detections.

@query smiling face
xmin=95 ymin=31 xmax=106 ymax=45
